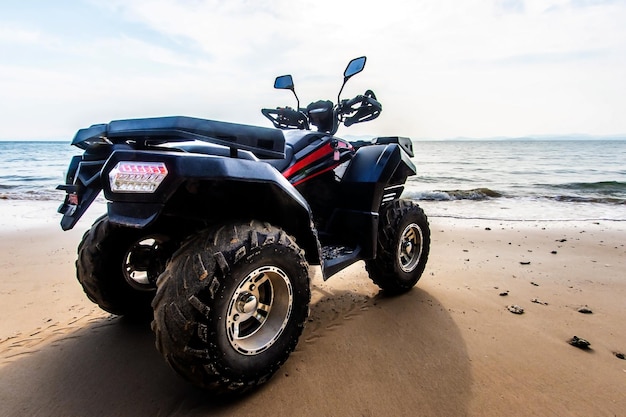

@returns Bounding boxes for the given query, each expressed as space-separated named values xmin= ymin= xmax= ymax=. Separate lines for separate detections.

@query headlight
xmin=108 ymin=161 xmax=168 ymax=193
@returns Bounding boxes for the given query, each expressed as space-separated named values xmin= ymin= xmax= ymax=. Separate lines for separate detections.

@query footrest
xmin=320 ymin=245 xmax=362 ymax=280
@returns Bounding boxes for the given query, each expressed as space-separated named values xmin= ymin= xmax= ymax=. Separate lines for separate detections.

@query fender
xmin=322 ymin=143 xmax=416 ymax=261
xmin=101 ymin=149 xmax=322 ymax=265
xmin=341 ymin=143 xmax=417 ymax=205
xmin=340 ymin=143 xmax=416 ymax=211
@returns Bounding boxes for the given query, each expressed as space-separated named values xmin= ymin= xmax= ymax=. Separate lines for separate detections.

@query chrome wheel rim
xmin=123 ymin=236 xmax=170 ymax=291
xmin=397 ymin=223 xmax=423 ymax=273
xmin=226 ymin=266 xmax=293 ymax=355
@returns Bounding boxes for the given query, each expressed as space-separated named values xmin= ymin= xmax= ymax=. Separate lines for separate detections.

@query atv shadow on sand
xmin=0 ymin=287 xmax=472 ymax=415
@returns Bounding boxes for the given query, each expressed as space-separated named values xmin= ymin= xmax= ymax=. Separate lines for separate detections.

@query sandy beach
xmin=1 ymin=200 xmax=625 ymax=416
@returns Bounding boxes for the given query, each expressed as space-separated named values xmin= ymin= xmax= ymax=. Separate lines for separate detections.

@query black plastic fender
xmin=340 ymin=143 xmax=416 ymax=207
xmin=101 ymin=149 xmax=322 ymax=265
xmin=323 ymin=143 xmax=416 ymax=259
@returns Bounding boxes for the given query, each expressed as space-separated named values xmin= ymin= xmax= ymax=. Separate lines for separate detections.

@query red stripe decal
xmin=292 ymin=164 xmax=338 ymax=187
xmin=282 ymin=143 xmax=334 ymax=179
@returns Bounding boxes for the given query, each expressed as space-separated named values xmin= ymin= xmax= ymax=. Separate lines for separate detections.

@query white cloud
xmin=0 ymin=26 xmax=42 ymax=44
xmin=0 ymin=0 xmax=625 ymax=139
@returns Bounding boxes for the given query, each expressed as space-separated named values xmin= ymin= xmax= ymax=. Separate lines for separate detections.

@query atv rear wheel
xmin=76 ymin=215 xmax=177 ymax=318
xmin=152 ymin=221 xmax=310 ymax=394
xmin=366 ymin=199 xmax=430 ymax=294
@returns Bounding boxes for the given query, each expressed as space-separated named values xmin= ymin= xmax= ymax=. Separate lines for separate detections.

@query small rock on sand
xmin=507 ymin=305 xmax=524 ymax=314
xmin=569 ymin=336 xmax=591 ymax=349
xmin=577 ymin=306 xmax=593 ymax=314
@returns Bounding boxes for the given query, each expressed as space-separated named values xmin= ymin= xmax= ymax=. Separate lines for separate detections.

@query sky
xmin=1 ymin=0 xmax=625 ymax=140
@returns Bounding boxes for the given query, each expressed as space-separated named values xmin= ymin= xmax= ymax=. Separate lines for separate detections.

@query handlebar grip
xmin=343 ymin=95 xmax=364 ymax=108
xmin=261 ymin=107 xmax=309 ymax=130
xmin=364 ymin=96 xmax=382 ymax=112
xmin=343 ymin=90 xmax=382 ymax=127
xmin=281 ymin=107 xmax=301 ymax=120
xmin=341 ymin=91 xmax=381 ymax=115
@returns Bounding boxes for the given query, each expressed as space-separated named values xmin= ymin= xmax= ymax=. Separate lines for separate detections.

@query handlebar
xmin=341 ymin=90 xmax=382 ymax=127
xmin=261 ymin=107 xmax=309 ymax=130
xmin=262 ymin=89 xmax=381 ymax=133
xmin=341 ymin=92 xmax=381 ymax=112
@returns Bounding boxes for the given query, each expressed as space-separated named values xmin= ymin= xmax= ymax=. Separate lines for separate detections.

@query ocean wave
xmin=546 ymin=181 xmax=626 ymax=194
xmin=550 ymin=195 xmax=626 ymax=205
xmin=0 ymin=175 xmax=56 ymax=183
xmin=409 ymin=175 xmax=475 ymax=184
xmin=0 ymin=190 xmax=65 ymax=201
xmin=407 ymin=188 xmax=503 ymax=201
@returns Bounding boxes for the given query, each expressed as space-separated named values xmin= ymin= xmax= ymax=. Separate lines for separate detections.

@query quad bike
xmin=57 ymin=56 xmax=430 ymax=394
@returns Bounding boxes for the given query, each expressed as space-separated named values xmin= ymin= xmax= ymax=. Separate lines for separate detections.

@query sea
xmin=1 ymin=139 xmax=625 ymax=223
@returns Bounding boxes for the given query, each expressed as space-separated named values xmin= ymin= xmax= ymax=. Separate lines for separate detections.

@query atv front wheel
xmin=152 ymin=221 xmax=310 ymax=394
xmin=366 ymin=199 xmax=430 ymax=294
xmin=76 ymin=215 xmax=177 ymax=318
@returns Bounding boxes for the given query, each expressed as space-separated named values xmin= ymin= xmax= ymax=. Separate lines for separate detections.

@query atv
xmin=57 ymin=56 xmax=430 ymax=394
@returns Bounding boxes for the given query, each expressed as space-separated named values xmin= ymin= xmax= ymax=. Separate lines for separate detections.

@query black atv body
xmin=57 ymin=57 xmax=430 ymax=395
xmin=59 ymin=115 xmax=416 ymax=279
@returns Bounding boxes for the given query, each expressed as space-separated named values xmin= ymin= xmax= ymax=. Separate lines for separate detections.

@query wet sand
xmin=1 ymin=201 xmax=625 ymax=416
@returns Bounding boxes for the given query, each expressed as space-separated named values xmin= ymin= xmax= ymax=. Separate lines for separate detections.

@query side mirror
xmin=344 ymin=56 xmax=366 ymax=79
xmin=273 ymin=74 xmax=300 ymax=111
xmin=274 ymin=75 xmax=294 ymax=90
xmin=338 ymin=56 xmax=367 ymax=104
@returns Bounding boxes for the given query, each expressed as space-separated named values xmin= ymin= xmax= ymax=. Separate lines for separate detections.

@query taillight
xmin=108 ymin=161 xmax=168 ymax=193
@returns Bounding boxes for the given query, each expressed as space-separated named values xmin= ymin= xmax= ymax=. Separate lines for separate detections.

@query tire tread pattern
xmin=152 ymin=220 xmax=310 ymax=395
xmin=365 ymin=199 xmax=431 ymax=294
xmin=76 ymin=215 xmax=154 ymax=316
